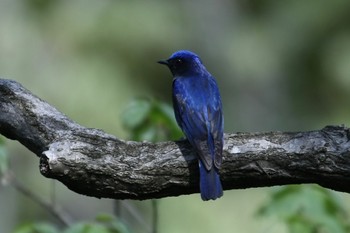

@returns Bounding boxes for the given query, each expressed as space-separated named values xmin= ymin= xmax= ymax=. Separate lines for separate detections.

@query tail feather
xmin=199 ymin=160 xmax=223 ymax=201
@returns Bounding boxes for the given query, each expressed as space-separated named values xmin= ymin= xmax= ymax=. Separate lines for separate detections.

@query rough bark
xmin=1 ymin=78 xmax=350 ymax=200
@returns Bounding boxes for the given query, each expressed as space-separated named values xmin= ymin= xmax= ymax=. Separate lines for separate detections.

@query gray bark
xmin=1 ymin=78 xmax=350 ymax=200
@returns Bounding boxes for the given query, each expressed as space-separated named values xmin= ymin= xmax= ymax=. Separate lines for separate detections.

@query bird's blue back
xmin=159 ymin=50 xmax=224 ymax=200
xmin=172 ymin=73 xmax=223 ymax=170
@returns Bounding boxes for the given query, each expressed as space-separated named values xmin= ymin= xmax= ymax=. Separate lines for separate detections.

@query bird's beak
xmin=157 ymin=60 xmax=169 ymax=65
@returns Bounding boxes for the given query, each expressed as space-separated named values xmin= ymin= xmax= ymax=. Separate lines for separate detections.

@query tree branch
xmin=1 ymin=78 xmax=350 ymax=200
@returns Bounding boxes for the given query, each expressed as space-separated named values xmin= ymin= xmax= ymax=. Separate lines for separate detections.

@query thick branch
xmin=1 ymin=78 xmax=350 ymax=200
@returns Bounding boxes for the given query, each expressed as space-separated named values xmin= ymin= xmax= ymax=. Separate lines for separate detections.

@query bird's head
xmin=158 ymin=50 xmax=206 ymax=76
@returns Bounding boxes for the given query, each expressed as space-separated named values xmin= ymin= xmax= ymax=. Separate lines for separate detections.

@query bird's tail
xmin=199 ymin=160 xmax=223 ymax=201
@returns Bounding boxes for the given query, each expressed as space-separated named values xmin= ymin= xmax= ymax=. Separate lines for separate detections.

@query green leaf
xmin=82 ymin=224 xmax=110 ymax=233
xmin=95 ymin=214 xmax=130 ymax=233
xmin=95 ymin=213 xmax=115 ymax=223
xmin=13 ymin=223 xmax=33 ymax=233
xmin=122 ymin=99 xmax=151 ymax=129
xmin=122 ymin=99 xmax=182 ymax=142
xmin=63 ymin=223 xmax=85 ymax=233
xmin=287 ymin=215 xmax=314 ymax=233
xmin=63 ymin=223 xmax=89 ymax=233
xmin=64 ymin=221 xmax=128 ymax=233
xmin=14 ymin=223 xmax=58 ymax=233
xmin=110 ymin=221 xmax=130 ymax=233
xmin=257 ymin=185 xmax=350 ymax=233
xmin=33 ymin=223 xmax=59 ymax=233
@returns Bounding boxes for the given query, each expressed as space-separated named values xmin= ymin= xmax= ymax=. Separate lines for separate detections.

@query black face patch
xmin=168 ymin=57 xmax=192 ymax=75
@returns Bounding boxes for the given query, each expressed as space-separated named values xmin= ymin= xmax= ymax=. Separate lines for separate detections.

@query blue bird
xmin=158 ymin=50 xmax=224 ymax=201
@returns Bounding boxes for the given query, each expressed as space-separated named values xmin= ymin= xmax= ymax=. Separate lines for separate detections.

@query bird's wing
xmin=172 ymin=77 xmax=223 ymax=171
xmin=206 ymin=82 xmax=224 ymax=169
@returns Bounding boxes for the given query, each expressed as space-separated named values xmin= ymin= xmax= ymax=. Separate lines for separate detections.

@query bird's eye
xmin=175 ymin=58 xmax=183 ymax=65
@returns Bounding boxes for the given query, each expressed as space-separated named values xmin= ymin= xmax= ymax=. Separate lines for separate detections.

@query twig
xmin=9 ymin=171 xmax=72 ymax=227
xmin=152 ymin=200 xmax=158 ymax=233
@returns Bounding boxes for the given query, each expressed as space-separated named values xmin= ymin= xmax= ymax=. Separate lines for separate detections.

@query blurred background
xmin=1 ymin=0 xmax=350 ymax=232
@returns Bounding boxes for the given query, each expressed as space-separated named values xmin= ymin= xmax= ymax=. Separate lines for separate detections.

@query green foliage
xmin=122 ymin=98 xmax=182 ymax=142
xmin=14 ymin=215 xmax=130 ymax=233
xmin=94 ymin=213 xmax=130 ymax=233
xmin=258 ymin=185 xmax=350 ymax=233
xmin=14 ymin=223 xmax=58 ymax=233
